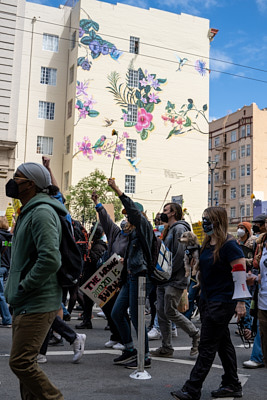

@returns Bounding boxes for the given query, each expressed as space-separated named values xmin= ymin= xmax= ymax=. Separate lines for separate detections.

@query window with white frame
xmin=240 ymin=145 xmax=245 ymax=158
xmin=214 ymin=137 xmax=220 ymax=147
xmin=126 ymin=139 xmax=137 ymax=158
xmin=130 ymin=36 xmax=139 ymax=54
xmin=246 ymin=144 xmax=251 ymax=156
xmin=240 ymin=165 xmax=245 ymax=177
xmin=246 ymin=204 xmax=250 ymax=216
xmin=231 ymin=168 xmax=236 ymax=180
xmin=40 ymin=67 xmax=57 ymax=86
xmin=230 ymin=207 xmax=236 ymax=218
xmin=240 ymin=184 xmax=245 ymax=197
xmin=247 ymin=124 xmax=251 ymax=136
xmin=247 ymin=164 xmax=251 ymax=176
xmin=246 ymin=184 xmax=251 ymax=196
xmin=66 ymin=135 xmax=71 ymax=154
xmin=36 ymin=136 xmax=53 ymax=155
xmin=128 ymin=69 xmax=139 ymax=87
xmin=231 ymin=130 xmax=236 ymax=142
xmin=214 ymin=190 xmax=219 ymax=200
xmin=214 ymin=172 xmax=219 ymax=182
xmin=230 ymin=187 xmax=236 ymax=199
xmin=240 ymin=205 xmax=245 ymax=217
xmin=38 ymin=101 xmax=55 ymax=120
xmin=69 ymin=65 xmax=74 ymax=84
xmin=214 ymin=154 xmax=220 ymax=163
xmin=71 ymin=31 xmax=76 ymax=50
xmin=241 ymin=126 xmax=246 ymax=138
xmin=64 ymin=171 xmax=69 ymax=191
xmin=231 ymin=149 xmax=236 ymax=161
xmin=67 ymin=99 xmax=73 ymax=119
xmin=127 ymin=104 xmax=138 ymax=123
xmin=125 ymin=175 xmax=136 ymax=193
xmin=43 ymin=33 xmax=59 ymax=52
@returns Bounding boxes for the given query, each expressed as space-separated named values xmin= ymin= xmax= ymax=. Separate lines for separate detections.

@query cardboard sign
xmin=80 ymin=254 xmax=123 ymax=307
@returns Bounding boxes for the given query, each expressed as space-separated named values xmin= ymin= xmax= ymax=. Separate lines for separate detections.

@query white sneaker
xmin=148 ymin=327 xmax=162 ymax=340
xmin=97 ymin=311 xmax=106 ymax=319
xmin=105 ymin=340 xmax=118 ymax=348
xmin=113 ymin=343 xmax=125 ymax=350
xmin=37 ymin=354 xmax=47 ymax=364
xmin=243 ymin=360 xmax=265 ymax=368
xmin=172 ymin=328 xmax=178 ymax=337
xmin=72 ymin=333 xmax=86 ymax=363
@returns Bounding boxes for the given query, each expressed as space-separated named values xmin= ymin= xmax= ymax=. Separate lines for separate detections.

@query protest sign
xmin=80 ymin=254 xmax=123 ymax=307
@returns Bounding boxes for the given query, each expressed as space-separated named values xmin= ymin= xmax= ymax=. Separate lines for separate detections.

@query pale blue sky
xmin=28 ymin=0 xmax=267 ymax=120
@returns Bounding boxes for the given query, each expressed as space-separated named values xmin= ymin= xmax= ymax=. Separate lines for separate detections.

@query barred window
xmin=231 ymin=149 xmax=236 ymax=161
xmin=43 ymin=33 xmax=59 ymax=52
xmin=246 ymin=144 xmax=251 ymax=156
xmin=66 ymin=135 xmax=71 ymax=154
xmin=125 ymin=175 xmax=136 ymax=194
xmin=230 ymin=187 xmax=236 ymax=199
xmin=230 ymin=207 xmax=236 ymax=218
xmin=240 ymin=184 xmax=245 ymax=197
xmin=38 ymin=101 xmax=55 ymax=120
xmin=36 ymin=136 xmax=53 ymax=155
xmin=126 ymin=139 xmax=137 ymax=158
xmin=130 ymin=36 xmax=139 ymax=54
xmin=67 ymin=99 xmax=73 ymax=119
xmin=241 ymin=126 xmax=246 ymax=138
xmin=128 ymin=69 xmax=139 ymax=87
xmin=246 ymin=204 xmax=250 ymax=216
xmin=40 ymin=67 xmax=57 ymax=86
xmin=240 ymin=165 xmax=245 ymax=177
xmin=127 ymin=104 xmax=138 ymax=123
xmin=247 ymin=124 xmax=251 ymax=136
xmin=247 ymin=164 xmax=251 ymax=176
xmin=69 ymin=65 xmax=74 ymax=84
xmin=240 ymin=145 xmax=245 ymax=158
xmin=64 ymin=171 xmax=69 ymax=191
xmin=231 ymin=168 xmax=236 ymax=180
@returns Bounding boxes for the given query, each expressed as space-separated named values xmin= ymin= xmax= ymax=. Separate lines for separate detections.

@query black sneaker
xmin=124 ymin=357 xmax=151 ymax=369
xmin=211 ymin=384 xmax=243 ymax=398
xmin=48 ymin=336 xmax=64 ymax=346
xmin=113 ymin=349 xmax=137 ymax=365
xmin=171 ymin=388 xmax=194 ymax=400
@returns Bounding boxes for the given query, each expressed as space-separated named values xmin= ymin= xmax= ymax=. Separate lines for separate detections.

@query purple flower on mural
xmin=148 ymin=93 xmax=159 ymax=103
xmin=147 ymin=74 xmax=154 ymax=84
xmin=94 ymin=148 xmax=102 ymax=154
xmin=81 ymin=59 xmax=92 ymax=71
xmin=101 ymin=44 xmax=110 ymax=55
xmin=141 ymin=96 xmax=147 ymax=104
xmin=122 ymin=113 xmax=128 ymax=122
xmin=89 ymin=40 xmax=100 ymax=54
xmin=151 ymin=79 xmax=160 ymax=89
xmin=83 ymin=95 xmax=96 ymax=109
xmin=116 ymin=143 xmax=124 ymax=154
xmin=195 ymin=59 xmax=206 ymax=76
xmin=76 ymin=81 xmax=88 ymax=96
xmin=123 ymin=132 xmax=130 ymax=138
xmin=139 ymin=78 xmax=148 ymax=87
xmin=79 ymin=108 xmax=88 ymax=118
xmin=78 ymin=140 xmax=93 ymax=159
xmin=79 ymin=27 xmax=85 ymax=38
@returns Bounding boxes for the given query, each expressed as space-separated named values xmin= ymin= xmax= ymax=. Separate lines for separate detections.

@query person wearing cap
xmin=5 ymin=162 xmax=65 ymax=400
xmin=252 ymin=213 xmax=267 ymax=236
xmin=108 ymin=178 xmax=154 ymax=369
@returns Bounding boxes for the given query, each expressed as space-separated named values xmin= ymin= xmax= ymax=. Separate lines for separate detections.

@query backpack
xmin=57 ymin=215 xmax=83 ymax=288
xmin=147 ymin=233 xmax=173 ymax=284
xmin=72 ymin=219 xmax=89 ymax=262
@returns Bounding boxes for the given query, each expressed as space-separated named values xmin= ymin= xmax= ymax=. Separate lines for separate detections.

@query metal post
xmin=208 ymin=160 xmax=218 ymax=207
xmin=129 ymin=276 xmax=151 ymax=380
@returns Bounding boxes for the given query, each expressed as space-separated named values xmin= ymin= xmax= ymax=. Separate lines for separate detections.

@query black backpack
xmin=57 ymin=215 xmax=83 ymax=287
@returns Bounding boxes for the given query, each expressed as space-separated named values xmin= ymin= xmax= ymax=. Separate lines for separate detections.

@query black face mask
xmin=160 ymin=213 xmax=168 ymax=223
xmin=252 ymin=225 xmax=260 ymax=234
xmin=202 ymin=217 xmax=213 ymax=234
xmin=5 ymin=179 xmax=29 ymax=199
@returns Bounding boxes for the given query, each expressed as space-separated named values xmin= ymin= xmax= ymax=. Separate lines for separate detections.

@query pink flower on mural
xmin=83 ymin=95 xmax=96 ymax=109
xmin=122 ymin=113 xmax=128 ymax=122
xmin=135 ymin=108 xmax=153 ymax=132
xmin=78 ymin=140 xmax=93 ymax=159
xmin=139 ymin=78 xmax=148 ymax=87
xmin=123 ymin=131 xmax=129 ymax=138
xmin=76 ymin=81 xmax=89 ymax=96
xmin=148 ymin=93 xmax=159 ymax=103
xmin=79 ymin=108 xmax=88 ymax=118
xmin=176 ymin=117 xmax=184 ymax=126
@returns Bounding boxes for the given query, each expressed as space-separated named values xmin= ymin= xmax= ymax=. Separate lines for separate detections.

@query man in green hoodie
xmin=5 ymin=162 xmax=65 ymax=400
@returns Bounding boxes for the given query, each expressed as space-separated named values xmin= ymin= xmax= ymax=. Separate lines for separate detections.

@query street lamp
xmin=208 ymin=160 xmax=218 ymax=207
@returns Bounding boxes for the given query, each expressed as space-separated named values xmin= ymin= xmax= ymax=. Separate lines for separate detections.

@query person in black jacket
xmin=0 ymin=216 xmax=12 ymax=327
xmin=108 ymin=178 xmax=154 ymax=368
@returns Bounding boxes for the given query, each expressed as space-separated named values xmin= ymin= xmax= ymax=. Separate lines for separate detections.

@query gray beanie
xmin=17 ymin=162 xmax=52 ymax=191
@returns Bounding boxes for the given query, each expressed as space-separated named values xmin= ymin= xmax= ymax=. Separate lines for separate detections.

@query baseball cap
xmin=122 ymin=202 xmax=144 ymax=214
xmin=252 ymin=213 xmax=267 ymax=223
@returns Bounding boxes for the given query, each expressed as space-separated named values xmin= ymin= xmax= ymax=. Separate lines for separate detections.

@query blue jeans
xmin=111 ymin=274 xmax=149 ymax=355
xmin=251 ymin=323 xmax=264 ymax=363
xmin=0 ymin=267 xmax=12 ymax=325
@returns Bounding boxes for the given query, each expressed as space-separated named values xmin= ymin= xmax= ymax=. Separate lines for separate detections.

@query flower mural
xmin=75 ymin=80 xmax=99 ymax=125
xmin=107 ymin=68 xmax=166 ymax=140
xmin=162 ymin=98 xmax=209 ymax=139
xmin=73 ymin=132 xmax=129 ymax=161
xmin=77 ymin=18 xmax=123 ymax=70
xmin=195 ymin=59 xmax=207 ymax=76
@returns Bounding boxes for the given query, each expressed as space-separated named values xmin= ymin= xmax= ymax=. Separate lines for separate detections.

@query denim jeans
xmin=0 ymin=267 xmax=12 ymax=325
xmin=111 ymin=274 xmax=149 ymax=355
xmin=251 ymin=323 xmax=264 ymax=363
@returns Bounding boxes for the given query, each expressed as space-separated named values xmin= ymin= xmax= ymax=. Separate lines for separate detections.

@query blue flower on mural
xmin=195 ymin=59 xmax=207 ymax=76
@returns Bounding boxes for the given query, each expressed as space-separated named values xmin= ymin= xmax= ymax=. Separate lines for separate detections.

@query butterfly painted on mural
xmin=175 ymin=55 xmax=188 ymax=71
xmin=127 ymin=158 xmax=141 ymax=173
xmin=92 ymin=135 xmax=107 ymax=149
xmin=103 ymin=118 xmax=116 ymax=127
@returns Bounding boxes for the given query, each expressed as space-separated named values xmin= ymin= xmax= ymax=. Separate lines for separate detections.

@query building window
xmin=246 ymin=204 xmax=250 ymax=216
xmin=126 ymin=139 xmax=137 ymax=158
xmin=247 ymin=124 xmax=251 ymax=136
xmin=71 ymin=31 xmax=76 ymax=50
xmin=127 ymin=104 xmax=138 ymax=123
xmin=231 ymin=149 xmax=236 ymax=161
xmin=240 ymin=145 xmax=245 ymax=158
xmin=214 ymin=172 xmax=219 ymax=183
xmin=67 ymin=99 xmax=73 ymax=119
xmin=231 ymin=168 xmax=236 ymax=180
xmin=230 ymin=187 xmax=236 ymax=199
xmin=209 ymin=139 xmax=211 ymax=149
xmin=231 ymin=130 xmax=236 ymax=142
xmin=240 ymin=126 xmax=246 ymax=138
xmin=43 ymin=33 xmax=59 ymax=52
xmin=40 ymin=67 xmax=57 ymax=86
xmin=240 ymin=205 xmax=245 ymax=217
xmin=128 ymin=69 xmax=139 ymax=88
xmin=240 ymin=184 xmax=245 ymax=197
xmin=38 ymin=101 xmax=55 ymax=120
xmin=214 ymin=154 xmax=220 ymax=163
xmin=125 ymin=175 xmax=136 ymax=193
xmin=64 ymin=171 xmax=69 ymax=191
xmin=222 ymin=188 xmax=226 ymax=200
xmin=214 ymin=137 xmax=220 ymax=147
xmin=69 ymin=65 xmax=74 ymax=84
xmin=214 ymin=190 xmax=219 ymax=200
xmin=130 ymin=36 xmax=139 ymax=54
xmin=247 ymin=164 xmax=251 ymax=176
xmin=66 ymin=135 xmax=71 ymax=154
xmin=240 ymin=165 xmax=245 ymax=177
xmin=230 ymin=207 xmax=236 ymax=218
xmin=246 ymin=144 xmax=251 ymax=156
xmin=36 ymin=136 xmax=53 ymax=155
xmin=247 ymin=184 xmax=251 ymax=196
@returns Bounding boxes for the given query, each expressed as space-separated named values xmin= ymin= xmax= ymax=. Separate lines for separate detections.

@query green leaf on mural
xmin=147 ymin=122 xmax=154 ymax=131
xmin=144 ymin=85 xmax=151 ymax=94
xmin=124 ymin=121 xmax=135 ymax=127
xmin=203 ymin=104 xmax=208 ymax=111
xmin=156 ymin=99 xmax=161 ymax=104
xmin=89 ymin=30 xmax=96 ymax=40
xmin=154 ymin=87 xmax=162 ymax=91
xmin=88 ymin=110 xmax=99 ymax=117
xmin=136 ymin=99 xmax=144 ymax=108
xmin=167 ymin=101 xmax=175 ymax=109
xmin=181 ymin=104 xmax=186 ymax=109
xmin=140 ymin=129 xmax=148 ymax=140
xmin=122 ymin=109 xmax=127 ymax=113
xmin=184 ymin=116 xmax=192 ymax=127
xmin=157 ymin=78 xmax=167 ymax=84
xmin=80 ymin=19 xmax=93 ymax=33
xmin=187 ymin=103 xmax=193 ymax=110
xmin=91 ymin=21 xmax=100 ymax=31
xmin=188 ymin=98 xmax=193 ymax=104
xmin=145 ymin=102 xmax=154 ymax=113
xmin=135 ymin=90 xmax=141 ymax=99
xmin=81 ymin=36 xmax=92 ymax=46
xmin=91 ymin=51 xmax=101 ymax=59
xmin=76 ymin=100 xmax=83 ymax=109
xmin=150 ymin=74 xmax=156 ymax=79
xmin=77 ymin=57 xmax=85 ymax=66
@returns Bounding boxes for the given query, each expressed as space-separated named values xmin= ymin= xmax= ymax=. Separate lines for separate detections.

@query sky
xmin=28 ymin=0 xmax=267 ymax=121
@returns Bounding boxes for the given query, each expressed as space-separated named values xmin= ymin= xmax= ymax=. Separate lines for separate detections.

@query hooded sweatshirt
xmin=5 ymin=193 xmax=67 ymax=316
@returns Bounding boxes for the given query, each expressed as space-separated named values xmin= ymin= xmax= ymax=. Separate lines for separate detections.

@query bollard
xmin=129 ymin=275 xmax=151 ymax=380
